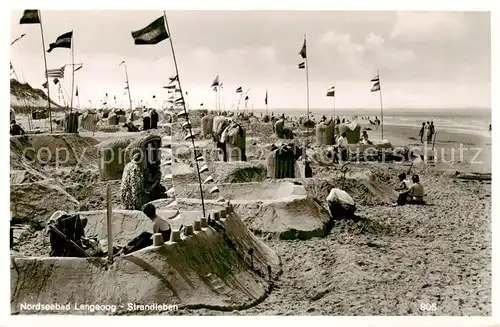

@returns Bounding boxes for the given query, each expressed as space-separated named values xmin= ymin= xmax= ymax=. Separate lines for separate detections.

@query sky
xmin=10 ymin=10 xmax=491 ymax=110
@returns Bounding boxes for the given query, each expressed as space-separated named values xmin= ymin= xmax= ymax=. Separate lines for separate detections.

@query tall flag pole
xmin=20 ymin=10 xmax=53 ymax=132
xmin=154 ymin=11 xmax=207 ymax=216
xmin=299 ymin=34 xmax=310 ymax=153
xmin=70 ymin=31 xmax=75 ymax=112
xmin=120 ymin=61 xmax=133 ymax=111
xmin=211 ymin=74 xmax=220 ymax=112
xmin=370 ymin=71 xmax=383 ymax=139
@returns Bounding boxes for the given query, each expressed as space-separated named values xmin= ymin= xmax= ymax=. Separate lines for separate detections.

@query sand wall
xmin=11 ymin=211 xmax=281 ymax=315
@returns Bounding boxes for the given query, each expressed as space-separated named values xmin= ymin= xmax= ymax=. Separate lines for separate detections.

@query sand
xmin=10 ymin=112 xmax=491 ymax=315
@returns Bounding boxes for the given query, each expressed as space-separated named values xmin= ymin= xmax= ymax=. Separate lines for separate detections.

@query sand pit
xmin=174 ymin=182 xmax=332 ymax=240
xmin=11 ymin=211 xmax=281 ymax=314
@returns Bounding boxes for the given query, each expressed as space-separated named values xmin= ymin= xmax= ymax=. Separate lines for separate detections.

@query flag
xmin=371 ymin=74 xmax=379 ymax=82
xmin=47 ymin=31 xmax=73 ymax=53
xmin=265 ymin=90 xmax=268 ymax=105
xmin=200 ymin=103 xmax=204 ymax=107
xmin=211 ymin=75 xmax=220 ymax=87
xmin=125 ymin=85 xmax=129 ymax=90
xmin=105 ymin=93 xmax=108 ymax=98
xmin=163 ymin=85 xmax=175 ymax=89
xmin=119 ymin=60 xmax=125 ymax=66
xmin=245 ymin=96 xmax=249 ymax=101
xmin=152 ymin=95 xmax=156 ymax=99
xmin=168 ymin=75 xmax=178 ymax=84
xmin=76 ymin=86 xmax=79 ymax=97
xmin=236 ymin=86 xmax=243 ymax=93
xmin=19 ymin=10 xmax=40 ymax=24
xmin=213 ymin=87 xmax=217 ymax=92
xmin=185 ymin=91 xmax=188 ymax=96
xmin=53 ymin=78 xmax=60 ymax=85
xmin=131 ymin=16 xmax=169 ymax=45
xmin=46 ymin=67 xmax=65 ymax=78
xmin=371 ymin=82 xmax=380 ymax=92
xmin=298 ymin=62 xmax=305 ymax=69
xmin=326 ymin=86 xmax=335 ymax=97
xmin=114 ymin=95 xmax=116 ymax=101
xmin=299 ymin=38 xmax=307 ymax=59
xmin=11 ymin=34 xmax=26 ymax=46
xmin=103 ymin=102 xmax=107 ymax=105
xmin=42 ymin=82 xmax=48 ymax=89
xmin=74 ymin=64 xmax=83 ymax=72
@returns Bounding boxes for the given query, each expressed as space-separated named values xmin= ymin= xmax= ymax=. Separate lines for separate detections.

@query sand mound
xmin=10 ymin=180 xmax=80 ymax=225
xmin=174 ymin=182 xmax=332 ymax=240
xmin=10 ymin=134 xmax=99 ymax=170
xmin=11 ymin=211 xmax=281 ymax=314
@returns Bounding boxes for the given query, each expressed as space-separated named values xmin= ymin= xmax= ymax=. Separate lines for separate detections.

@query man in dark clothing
xmin=150 ymin=109 xmax=159 ymax=129
xmin=142 ymin=109 xmax=151 ymax=131
xmin=10 ymin=120 xmax=24 ymax=136
xmin=418 ymin=122 xmax=425 ymax=143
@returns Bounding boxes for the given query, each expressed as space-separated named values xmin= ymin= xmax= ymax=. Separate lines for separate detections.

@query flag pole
xmin=38 ymin=10 xmax=52 ymax=133
xmin=163 ymin=11 xmax=206 ymax=217
xmin=70 ymin=30 xmax=75 ymax=113
xmin=123 ymin=61 xmax=133 ymax=111
xmin=304 ymin=33 xmax=310 ymax=154
xmin=378 ymin=69 xmax=384 ymax=140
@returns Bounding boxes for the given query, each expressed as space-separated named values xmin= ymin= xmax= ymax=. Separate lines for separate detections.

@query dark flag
xmin=298 ymin=62 xmax=305 ymax=69
xmin=42 ymin=81 xmax=48 ymax=89
xmin=47 ymin=31 xmax=73 ymax=52
xmin=131 ymin=16 xmax=169 ymax=45
xmin=114 ymin=95 xmax=116 ymax=100
xmin=236 ymin=86 xmax=243 ymax=93
xmin=103 ymin=102 xmax=107 ymax=105
xmin=105 ymin=93 xmax=108 ymax=98
xmin=19 ymin=10 xmax=40 ymax=24
xmin=163 ymin=85 xmax=175 ymax=89
xmin=211 ymin=75 xmax=220 ymax=87
xmin=371 ymin=82 xmax=380 ymax=92
xmin=53 ymin=78 xmax=60 ymax=85
xmin=200 ymin=103 xmax=204 ymax=107
xmin=299 ymin=38 xmax=307 ymax=59
xmin=119 ymin=60 xmax=125 ymax=66
xmin=168 ymin=75 xmax=178 ymax=84
xmin=74 ymin=64 xmax=83 ymax=72
xmin=265 ymin=90 xmax=268 ymax=105
xmin=371 ymin=74 xmax=379 ymax=82
xmin=152 ymin=95 xmax=156 ymax=99
xmin=245 ymin=96 xmax=249 ymax=101
xmin=76 ymin=86 xmax=79 ymax=97
xmin=185 ymin=91 xmax=188 ymax=96
xmin=326 ymin=86 xmax=335 ymax=97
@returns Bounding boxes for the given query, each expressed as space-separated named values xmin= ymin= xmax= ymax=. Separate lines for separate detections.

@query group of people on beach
xmin=418 ymin=121 xmax=435 ymax=143
xmin=142 ymin=108 xmax=159 ymax=131
xmin=394 ymin=173 xmax=425 ymax=206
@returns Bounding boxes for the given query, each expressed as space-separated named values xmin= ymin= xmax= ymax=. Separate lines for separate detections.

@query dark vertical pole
xmin=38 ymin=11 xmax=52 ymax=133
xmin=163 ymin=11 xmax=206 ymax=217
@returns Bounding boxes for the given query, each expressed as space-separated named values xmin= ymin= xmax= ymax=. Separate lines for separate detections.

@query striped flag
xmin=326 ymin=86 xmax=335 ymax=97
xmin=298 ymin=62 xmax=305 ymax=69
xmin=131 ymin=16 xmax=169 ymax=45
xmin=371 ymin=74 xmax=379 ymax=82
xmin=47 ymin=31 xmax=73 ymax=53
xmin=45 ymin=67 xmax=65 ymax=78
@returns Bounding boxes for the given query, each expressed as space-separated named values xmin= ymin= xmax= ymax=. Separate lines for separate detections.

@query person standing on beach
xmin=426 ymin=121 xmax=433 ymax=143
xmin=337 ymin=132 xmax=349 ymax=162
xmin=142 ymin=109 xmax=151 ymax=131
xmin=419 ymin=122 xmax=425 ymax=143
xmin=429 ymin=122 xmax=435 ymax=142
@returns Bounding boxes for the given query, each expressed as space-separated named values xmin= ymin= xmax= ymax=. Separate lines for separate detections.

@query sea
xmin=247 ymin=107 xmax=492 ymax=139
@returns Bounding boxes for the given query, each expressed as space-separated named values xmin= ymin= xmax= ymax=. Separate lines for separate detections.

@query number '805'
xmin=420 ymin=303 xmax=437 ymax=311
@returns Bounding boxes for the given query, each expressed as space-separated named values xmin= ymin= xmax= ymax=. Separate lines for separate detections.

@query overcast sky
xmin=10 ymin=10 xmax=490 ymax=110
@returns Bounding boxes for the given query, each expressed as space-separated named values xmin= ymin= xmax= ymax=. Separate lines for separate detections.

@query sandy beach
xmin=10 ymin=111 xmax=491 ymax=315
